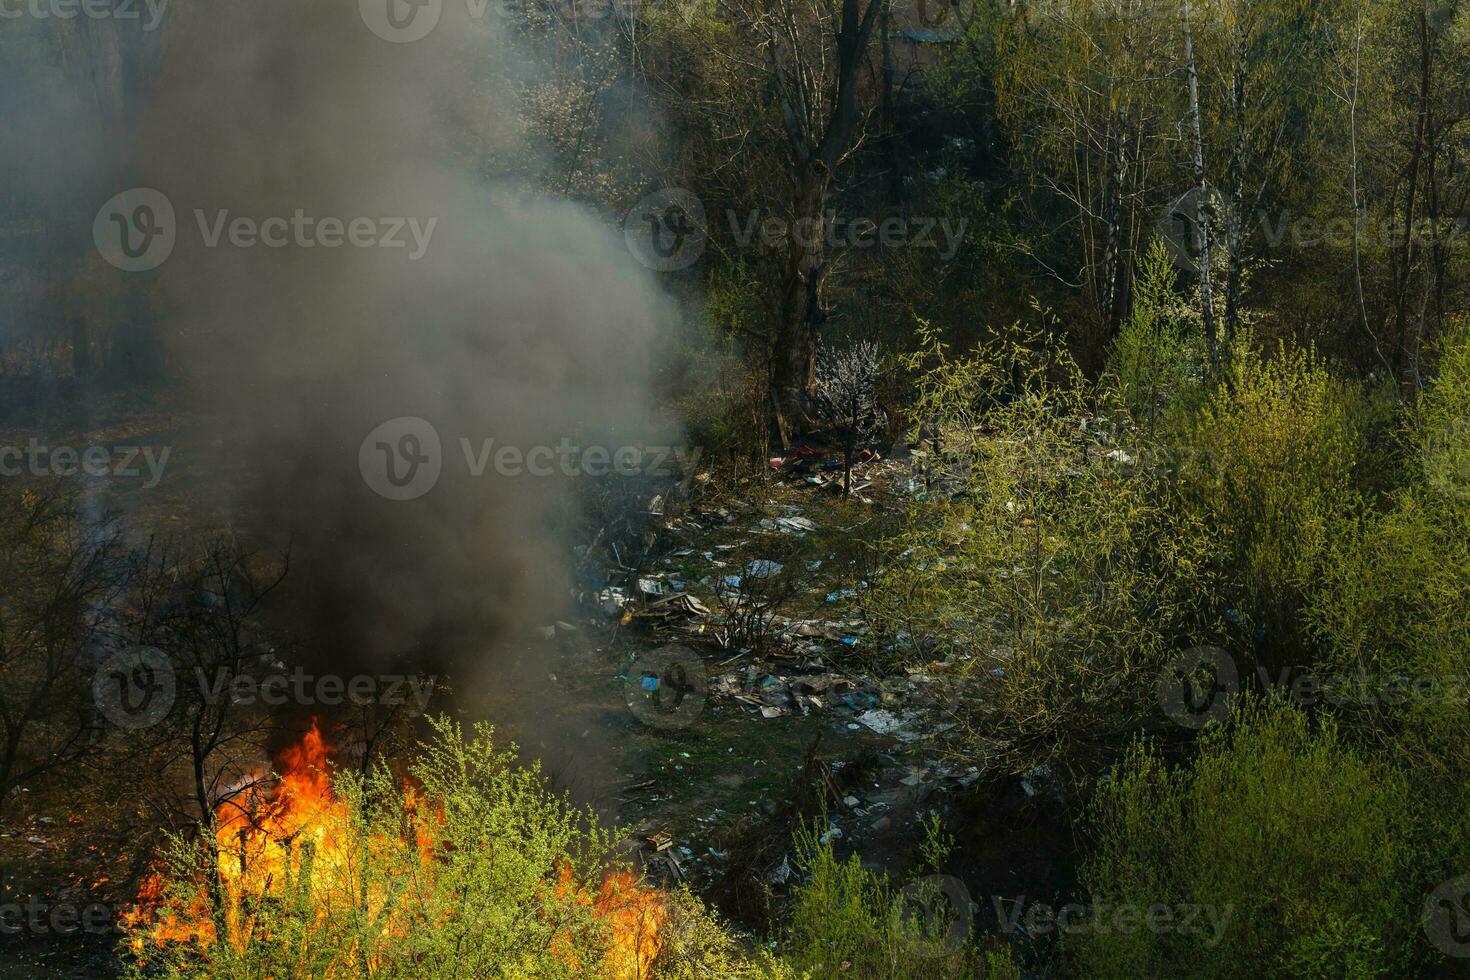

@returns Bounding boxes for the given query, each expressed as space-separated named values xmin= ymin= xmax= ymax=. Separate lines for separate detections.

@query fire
xmin=596 ymin=869 xmax=669 ymax=980
xmin=124 ymin=722 xmax=666 ymax=977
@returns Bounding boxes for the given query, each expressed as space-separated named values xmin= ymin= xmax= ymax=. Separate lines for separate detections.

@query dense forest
xmin=3 ymin=0 xmax=1470 ymax=976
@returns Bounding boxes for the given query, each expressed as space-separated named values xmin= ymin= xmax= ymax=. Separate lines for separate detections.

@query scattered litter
xmin=638 ymin=577 xmax=671 ymax=596
xmin=677 ymin=594 xmax=711 ymax=616
xmin=768 ymin=446 xmax=819 ymax=471
xmin=856 ymin=709 xmax=905 ymax=735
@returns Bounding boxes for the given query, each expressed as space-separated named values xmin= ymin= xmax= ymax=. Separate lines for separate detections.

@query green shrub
xmin=1176 ymin=340 xmax=1368 ymax=656
xmin=655 ymin=888 xmax=800 ymax=980
xmin=1071 ymin=698 xmax=1414 ymax=979
xmin=123 ymin=716 xmax=775 ymax=979
xmin=783 ymin=822 xmax=1004 ymax=979
xmin=1105 ymin=237 xmax=1205 ymax=435
xmin=1303 ymin=321 xmax=1470 ymax=897
xmin=1418 ymin=316 xmax=1470 ymax=505
xmin=871 ymin=323 xmax=1217 ymax=780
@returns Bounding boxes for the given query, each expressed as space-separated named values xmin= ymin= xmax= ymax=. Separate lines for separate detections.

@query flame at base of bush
xmin=123 ymin=722 xmax=666 ymax=979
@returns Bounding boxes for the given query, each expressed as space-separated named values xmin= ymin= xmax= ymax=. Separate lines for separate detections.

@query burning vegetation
xmin=122 ymin=718 xmax=667 ymax=979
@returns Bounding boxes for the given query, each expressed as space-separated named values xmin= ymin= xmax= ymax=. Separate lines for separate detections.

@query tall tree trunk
xmin=771 ymin=169 xmax=831 ymax=447
xmin=1100 ymin=117 xmax=1129 ymax=337
xmin=1391 ymin=3 xmax=1432 ymax=393
xmin=1348 ymin=0 xmax=1375 ymax=361
xmin=1223 ymin=30 xmax=1246 ymax=347
xmin=765 ymin=0 xmax=883 ymax=444
xmin=1424 ymin=110 xmax=1446 ymax=386
xmin=1182 ymin=0 xmax=1220 ymax=373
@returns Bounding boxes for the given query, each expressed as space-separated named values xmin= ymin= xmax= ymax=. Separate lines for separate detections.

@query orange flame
xmin=124 ymin=721 xmax=665 ymax=976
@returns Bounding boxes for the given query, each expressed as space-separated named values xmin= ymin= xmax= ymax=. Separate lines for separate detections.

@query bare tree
xmin=121 ymin=536 xmax=289 ymax=931
xmin=0 ymin=485 xmax=123 ymax=820
xmin=812 ymin=340 xmax=884 ymax=495
xmin=720 ymin=0 xmax=885 ymax=444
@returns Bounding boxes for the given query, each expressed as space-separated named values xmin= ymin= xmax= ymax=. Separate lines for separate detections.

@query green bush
xmin=1071 ymin=699 xmax=1415 ymax=979
xmin=1175 ymin=340 xmax=1368 ymax=655
xmin=871 ymin=322 xmax=1217 ymax=780
xmin=655 ymin=888 xmax=799 ymax=980
xmin=783 ymin=822 xmax=1007 ymax=979
xmin=1105 ymin=237 xmax=1206 ymax=436
xmin=123 ymin=716 xmax=779 ymax=979
xmin=1303 ymin=321 xmax=1470 ymax=896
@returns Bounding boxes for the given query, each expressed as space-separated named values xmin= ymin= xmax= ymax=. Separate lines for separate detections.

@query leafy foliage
xmin=871 ymin=322 xmax=1216 ymax=781
xmin=1072 ymin=699 xmax=1415 ymax=978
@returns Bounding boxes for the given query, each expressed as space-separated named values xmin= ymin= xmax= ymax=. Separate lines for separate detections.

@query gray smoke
xmin=127 ymin=2 xmax=677 ymax=669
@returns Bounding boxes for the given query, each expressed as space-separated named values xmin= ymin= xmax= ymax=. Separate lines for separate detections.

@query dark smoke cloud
xmin=125 ymin=2 xmax=678 ymax=666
